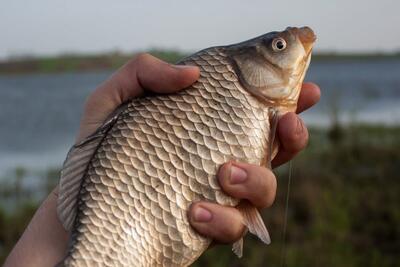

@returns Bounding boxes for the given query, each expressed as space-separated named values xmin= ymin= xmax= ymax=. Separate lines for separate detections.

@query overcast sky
xmin=0 ymin=0 xmax=399 ymax=59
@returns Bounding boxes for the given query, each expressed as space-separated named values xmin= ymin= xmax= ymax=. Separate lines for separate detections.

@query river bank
xmin=1 ymin=51 xmax=400 ymax=75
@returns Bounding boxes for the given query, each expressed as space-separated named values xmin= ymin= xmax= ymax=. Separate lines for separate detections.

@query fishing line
xmin=279 ymin=160 xmax=293 ymax=267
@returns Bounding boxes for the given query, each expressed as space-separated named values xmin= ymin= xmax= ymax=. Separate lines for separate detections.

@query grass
xmin=0 ymin=125 xmax=399 ymax=266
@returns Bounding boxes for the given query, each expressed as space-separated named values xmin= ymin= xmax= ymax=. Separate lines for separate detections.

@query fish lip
xmin=286 ymin=26 xmax=316 ymax=53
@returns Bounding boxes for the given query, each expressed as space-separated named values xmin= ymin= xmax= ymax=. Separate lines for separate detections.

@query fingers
xmin=270 ymin=82 xmax=319 ymax=167
xmin=189 ymin=162 xmax=277 ymax=243
xmin=101 ymin=53 xmax=199 ymax=104
xmin=271 ymin=112 xmax=309 ymax=168
xmin=189 ymin=83 xmax=319 ymax=243
xmin=133 ymin=53 xmax=200 ymax=94
xmin=217 ymin=162 xmax=277 ymax=209
xmin=296 ymin=82 xmax=321 ymax=113
xmin=77 ymin=53 xmax=199 ymax=141
xmin=87 ymin=53 xmax=199 ymax=117
xmin=188 ymin=202 xmax=246 ymax=243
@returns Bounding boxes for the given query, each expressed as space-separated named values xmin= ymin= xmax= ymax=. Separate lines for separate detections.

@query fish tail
xmin=232 ymin=201 xmax=271 ymax=257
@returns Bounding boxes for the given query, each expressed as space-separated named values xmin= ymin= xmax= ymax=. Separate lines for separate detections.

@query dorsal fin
xmin=57 ymin=103 xmax=127 ymax=231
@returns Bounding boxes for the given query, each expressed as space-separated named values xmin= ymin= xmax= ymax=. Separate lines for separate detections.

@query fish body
xmin=57 ymin=27 xmax=316 ymax=267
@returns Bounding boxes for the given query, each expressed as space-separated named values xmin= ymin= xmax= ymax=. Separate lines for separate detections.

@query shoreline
xmin=1 ymin=51 xmax=400 ymax=75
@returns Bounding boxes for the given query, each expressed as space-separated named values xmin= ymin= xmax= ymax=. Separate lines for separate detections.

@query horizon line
xmin=2 ymin=48 xmax=400 ymax=63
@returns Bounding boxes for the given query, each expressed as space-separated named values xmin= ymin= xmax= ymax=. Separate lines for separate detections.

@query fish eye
xmin=272 ymin=38 xmax=287 ymax=52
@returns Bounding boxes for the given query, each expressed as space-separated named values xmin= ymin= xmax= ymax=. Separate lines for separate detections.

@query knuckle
xmin=132 ymin=53 xmax=152 ymax=65
xmin=288 ymin=118 xmax=309 ymax=151
xmin=302 ymin=125 xmax=310 ymax=146
xmin=219 ymin=221 xmax=244 ymax=243
xmin=253 ymin=169 xmax=277 ymax=208
xmin=296 ymin=130 xmax=309 ymax=151
xmin=262 ymin=179 xmax=277 ymax=208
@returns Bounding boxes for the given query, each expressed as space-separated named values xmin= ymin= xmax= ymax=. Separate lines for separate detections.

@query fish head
xmin=227 ymin=26 xmax=316 ymax=110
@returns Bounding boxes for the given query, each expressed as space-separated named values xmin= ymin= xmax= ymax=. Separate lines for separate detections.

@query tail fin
xmin=232 ymin=201 xmax=271 ymax=257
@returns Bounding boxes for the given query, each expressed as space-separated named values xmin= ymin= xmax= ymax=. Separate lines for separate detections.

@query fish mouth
xmin=287 ymin=26 xmax=317 ymax=53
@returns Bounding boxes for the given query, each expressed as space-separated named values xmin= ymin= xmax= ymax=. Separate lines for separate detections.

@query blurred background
xmin=0 ymin=1 xmax=399 ymax=266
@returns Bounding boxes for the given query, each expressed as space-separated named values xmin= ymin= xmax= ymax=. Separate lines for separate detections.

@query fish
xmin=56 ymin=26 xmax=316 ymax=267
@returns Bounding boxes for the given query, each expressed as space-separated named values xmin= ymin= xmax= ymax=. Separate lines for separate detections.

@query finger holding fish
xmin=189 ymin=202 xmax=246 ymax=244
xmin=271 ymin=113 xmax=309 ymax=167
xmin=217 ymin=162 xmax=277 ymax=209
xmin=272 ymin=82 xmax=321 ymax=167
xmin=189 ymin=162 xmax=277 ymax=243
xmin=188 ymin=83 xmax=321 ymax=243
xmin=296 ymin=82 xmax=321 ymax=114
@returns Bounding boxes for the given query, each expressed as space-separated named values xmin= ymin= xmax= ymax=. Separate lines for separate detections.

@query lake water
xmin=0 ymin=59 xmax=400 ymax=178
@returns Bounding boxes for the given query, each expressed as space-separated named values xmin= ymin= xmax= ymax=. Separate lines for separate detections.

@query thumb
xmin=78 ymin=53 xmax=199 ymax=141
xmin=134 ymin=53 xmax=200 ymax=94
xmin=84 ymin=53 xmax=199 ymax=118
xmin=93 ymin=53 xmax=199 ymax=109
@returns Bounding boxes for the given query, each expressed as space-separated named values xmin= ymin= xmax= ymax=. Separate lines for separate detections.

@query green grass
xmin=1 ymin=125 xmax=399 ymax=266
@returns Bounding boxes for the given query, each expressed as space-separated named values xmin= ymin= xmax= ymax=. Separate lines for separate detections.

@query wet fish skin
xmin=57 ymin=27 xmax=316 ymax=267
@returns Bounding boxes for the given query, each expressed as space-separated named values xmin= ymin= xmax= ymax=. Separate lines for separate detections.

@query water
xmin=0 ymin=60 xmax=400 ymax=177
xmin=306 ymin=60 xmax=400 ymax=126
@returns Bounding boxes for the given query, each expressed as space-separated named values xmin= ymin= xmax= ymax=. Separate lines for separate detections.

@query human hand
xmin=4 ymin=53 xmax=320 ymax=267
xmin=3 ymin=54 xmax=200 ymax=267
xmin=81 ymin=53 xmax=321 ymax=247
xmin=76 ymin=53 xmax=200 ymax=142
xmin=188 ymin=83 xmax=320 ymax=243
xmin=78 ymin=54 xmax=320 ymax=248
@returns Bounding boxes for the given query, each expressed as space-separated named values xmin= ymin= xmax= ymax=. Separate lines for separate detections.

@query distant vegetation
xmin=312 ymin=51 xmax=400 ymax=62
xmin=1 ymin=50 xmax=400 ymax=74
xmin=1 ymin=125 xmax=399 ymax=266
xmin=0 ymin=50 xmax=188 ymax=74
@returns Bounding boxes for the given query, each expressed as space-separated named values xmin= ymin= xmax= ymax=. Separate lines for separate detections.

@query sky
xmin=0 ymin=0 xmax=399 ymax=60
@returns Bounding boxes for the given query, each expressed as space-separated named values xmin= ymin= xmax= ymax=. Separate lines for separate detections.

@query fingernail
xmin=193 ymin=206 xmax=213 ymax=222
xmin=230 ymin=165 xmax=247 ymax=184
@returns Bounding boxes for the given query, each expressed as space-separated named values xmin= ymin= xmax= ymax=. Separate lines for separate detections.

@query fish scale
xmin=62 ymin=47 xmax=270 ymax=267
xmin=57 ymin=27 xmax=316 ymax=267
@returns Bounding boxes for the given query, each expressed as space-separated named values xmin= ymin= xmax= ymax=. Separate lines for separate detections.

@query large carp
xmin=57 ymin=26 xmax=316 ymax=266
